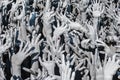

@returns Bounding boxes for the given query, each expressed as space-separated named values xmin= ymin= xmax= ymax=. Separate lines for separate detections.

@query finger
xmin=43 ymin=53 xmax=47 ymax=62
xmin=56 ymin=39 xmax=60 ymax=49
xmin=60 ymin=50 xmax=65 ymax=54
xmin=104 ymin=53 xmax=108 ymax=66
xmin=71 ymin=71 xmax=75 ymax=80
xmin=19 ymin=42 xmax=24 ymax=52
xmin=57 ymin=20 xmax=60 ymax=27
xmin=66 ymin=54 xmax=70 ymax=60
xmin=48 ymin=53 xmax=50 ymax=61
xmin=25 ymin=46 xmax=34 ymax=56
xmin=53 ymin=25 xmax=56 ymax=30
xmin=62 ymin=54 xmax=65 ymax=66
xmin=64 ymin=62 xmax=69 ymax=79
xmin=45 ymin=49 xmax=52 ymax=56
xmin=97 ymin=55 xmax=102 ymax=68
xmin=56 ymin=12 xmax=61 ymax=20
xmin=38 ymin=38 xmax=44 ymax=45
xmin=112 ymin=54 xmax=117 ymax=62
xmin=58 ymin=44 xmax=64 ymax=53
xmin=66 ymin=61 xmax=70 ymax=72
xmin=22 ymin=67 xmax=31 ymax=73
xmin=71 ymin=56 xmax=76 ymax=66
xmin=35 ymin=34 xmax=41 ymax=44
xmin=78 ymin=66 xmax=86 ymax=71
xmin=116 ymin=60 xmax=120 ymax=64
xmin=32 ymin=31 xmax=36 ymax=43
xmin=39 ymin=57 xmax=44 ymax=66
xmin=108 ymin=57 xmax=112 ymax=62
xmin=50 ymin=12 xmax=56 ymax=18
xmin=67 ymin=68 xmax=72 ymax=80
xmin=67 ymin=43 xmax=75 ymax=51
xmin=25 ymin=45 xmax=34 ymax=54
xmin=22 ymin=42 xmax=29 ymax=52
xmin=25 ymin=51 xmax=34 ymax=58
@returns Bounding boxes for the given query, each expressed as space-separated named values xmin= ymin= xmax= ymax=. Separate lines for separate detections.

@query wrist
xmin=12 ymin=64 xmax=21 ymax=77
xmin=104 ymin=76 xmax=112 ymax=80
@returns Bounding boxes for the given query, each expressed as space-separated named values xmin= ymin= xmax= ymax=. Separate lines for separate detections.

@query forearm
xmin=93 ymin=17 xmax=98 ymax=40
xmin=43 ymin=24 xmax=52 ymax=36
xmin=12 ymin=64 xmax=21 ymax=77
xmin=104 ymin=76 xmax=112 ymax=80
xmin=21 ymin=24 xmax=28 ymax=41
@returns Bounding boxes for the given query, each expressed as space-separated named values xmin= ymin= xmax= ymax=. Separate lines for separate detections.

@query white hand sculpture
xmin=53 ymin=20 xmax=69 ymax=40
xmin=91 ymin=0 xmax=104 ymax=18
xmin=56 ymin=12 xmax=70 ymax=23
xmin=31 ymin=31 xmax=43 ymax=52
xmin=45 ymin=36 xmax=65 ymax=59
xmin=42 ymin=11 xmax=55 ymax=24
xmin=61 ymin=54 xmax=75 ymax=80
xmin=39 ymin=53 xmax=55 ymax=75
xmin=30 ymin=31 xmax=43 ymax=79
xmin=104 ymin=54 xmax=120 ymax=80
xmin=11 ymin=42 xmax=34 ymax=77
xmin=106 ymin=2 xmax=120 ymax=24
xmin=42 ymin=11 xmax=55 ymax=37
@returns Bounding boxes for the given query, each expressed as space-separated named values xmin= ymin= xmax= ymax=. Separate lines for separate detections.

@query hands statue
xmin=42 ymin=10 xmax=55 ymax=37
xmin=104 ymin=54 xmax=120 ymax=80
xmin=11 ymin=42 xmax=35 ymax=77
xmin=39 ymin=53 xmax=55 ymax=75
xmin=53 ymin=20 xmax=70 ymax=40
xmin=90 ymin=0 xmax=104 ymax=18
xmin=61 ymin=54 xmax=75 ymax=80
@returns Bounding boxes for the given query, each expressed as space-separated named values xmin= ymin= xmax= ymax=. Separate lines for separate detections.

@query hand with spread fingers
xmin=39 ymin=53 xmax=55 ymax=75
xmin=11 ymin=42 xmax=35 ymax=77
xmin=104 ymin=54 xmax=120 ymax=80
xmin=90 ymin=0 xmax=104 ymax=18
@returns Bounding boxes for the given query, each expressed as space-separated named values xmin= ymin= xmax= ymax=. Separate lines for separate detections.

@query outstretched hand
xmin=104 ymin=54 xmax=120 ymax=80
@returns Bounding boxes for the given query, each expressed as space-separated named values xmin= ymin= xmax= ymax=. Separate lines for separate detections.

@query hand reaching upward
xmin=104 ymin=54 xmax=120 ymax=80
